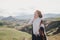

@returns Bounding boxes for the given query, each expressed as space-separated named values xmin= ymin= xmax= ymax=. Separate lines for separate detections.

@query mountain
xmin=0 ymin=16 xmax=4 ymax=20
xmin=1 ymin=16 xmax=17 ymax=21
xmin=16 ymin=14 xmax=33 ymax=20
xmin=0 ymin=13 xmax=60 ymax=20
xmin=44 ymin=13 xmax=60 ymax=18
xmin=15 ymin=13 xmax=60 ymax=20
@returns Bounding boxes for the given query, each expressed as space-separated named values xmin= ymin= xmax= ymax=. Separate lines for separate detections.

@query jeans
xmin=32 ymin=34 xmax=41 ymax=40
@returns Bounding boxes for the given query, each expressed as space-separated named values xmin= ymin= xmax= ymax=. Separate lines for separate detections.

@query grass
xmin=48 ymin=33 xmax=60 ymax=40
xmin=0 ymin=26 xmax=60 ymax=40
xmin=0 ymin=27 xmax=31 ymax=40
xmin=55 ymin=17 xmax=60 ymax=20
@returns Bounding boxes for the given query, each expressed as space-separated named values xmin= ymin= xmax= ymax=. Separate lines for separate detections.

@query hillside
xmin=0 ymin=17 xmax=60 ymax=40
xmin=48 ymin=33 xmax=60 ymax=40
xmin=19 ymin=21 xmax=60 ymax=40
xmin=0 ymin=27 xmax=31 ymax=40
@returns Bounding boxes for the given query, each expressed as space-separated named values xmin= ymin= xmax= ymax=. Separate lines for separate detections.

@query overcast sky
xmin=0 ymin=0 xmax=60 ymax=17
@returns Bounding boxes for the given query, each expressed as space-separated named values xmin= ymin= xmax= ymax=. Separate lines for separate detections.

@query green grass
xmin=55 ymin=17 xmax=60 ymax=20
xmin=0 ymin=27 xmax=31 ymax=40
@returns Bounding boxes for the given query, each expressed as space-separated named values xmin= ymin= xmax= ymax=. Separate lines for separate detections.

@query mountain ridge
xmin=0 ymin=13 xmax=60 ymax=20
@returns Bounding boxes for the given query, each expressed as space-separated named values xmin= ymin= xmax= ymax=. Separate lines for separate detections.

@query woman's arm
xmin=23 ymin=18 xmax=33 ymax=27
xmin=23 ymin=23 xmax=32 ymax=27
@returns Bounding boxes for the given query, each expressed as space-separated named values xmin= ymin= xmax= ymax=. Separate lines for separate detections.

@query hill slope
xmin=48 ymin=33 xmax=60 ymax=40
xmin=0 ymin=28 xmax=31 ymax=40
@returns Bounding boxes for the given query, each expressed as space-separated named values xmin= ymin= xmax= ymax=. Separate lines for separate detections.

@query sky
xmin=0 ymin=0 xmax=60 ymax=17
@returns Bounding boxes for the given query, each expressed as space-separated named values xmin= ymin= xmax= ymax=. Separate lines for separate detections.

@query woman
xmin=24 ymin=10 xmax=46 ymax=40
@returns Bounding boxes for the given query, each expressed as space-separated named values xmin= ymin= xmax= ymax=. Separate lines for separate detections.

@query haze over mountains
xmin=44 ymin=13 xmax=60 ymax=18
xmin=1 ymin=16 xmax=17 ymax=21
xmin=16 ymin=13 xmax=60 ymax=19
xmin=0 ymin=13 xmax=60 ymax=20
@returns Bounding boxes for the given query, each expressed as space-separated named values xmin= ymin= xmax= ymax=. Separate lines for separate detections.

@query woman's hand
xmin=22 ymin=23 xmax=31 ymax=27
xmin=22 ymin=24 xmax=28 ymax=27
